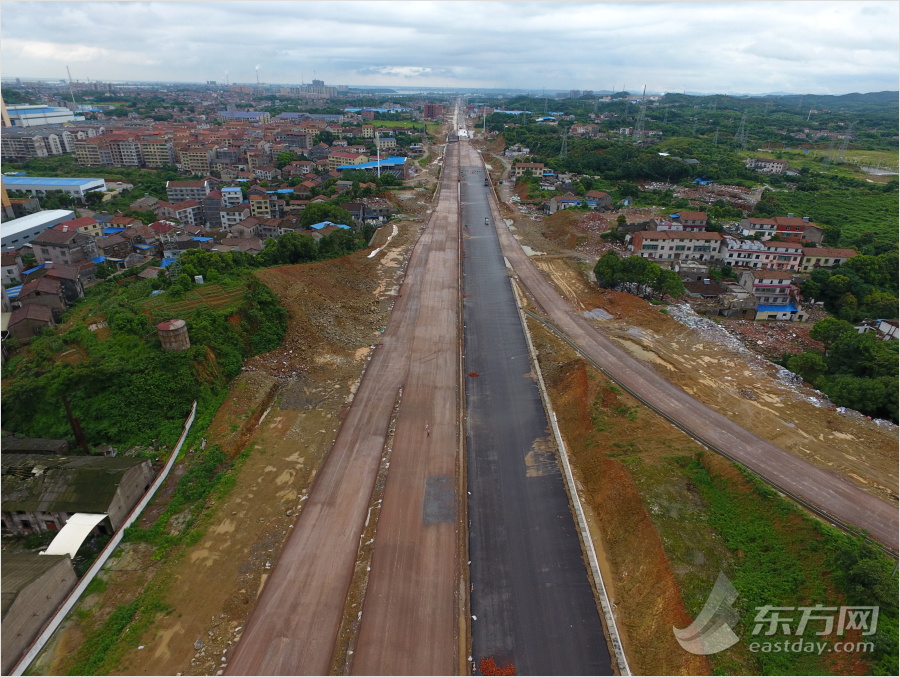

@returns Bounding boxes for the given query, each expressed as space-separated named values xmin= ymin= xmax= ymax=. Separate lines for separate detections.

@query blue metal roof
xmin=192 ymin=237 xmax=213 ymax=242
xmin=103 ymin=227 xmax=126 ymax=235
xmin=309 ymin=221 xmax=351 ymax=230
xmin=21 ymin=264 xmax=46 ymax=275
xmin=160 ymin=258 xmax=177 ymax=268
xmin=757 ymin=303 xmax=798 ymax=313
xmin=3 ymin=176 xmax=105 ymax=187
xmin=337 ymin=157 xmax=407 ymax=171
xmin=134 ymin=243 xmax=154 ymax=250
xmin=5 ymin=284 xmax=22 ymax=299
xmin=91 ymin=256 xmax=107 ymax=264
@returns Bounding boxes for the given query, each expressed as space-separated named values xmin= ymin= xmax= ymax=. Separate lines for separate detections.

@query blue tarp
xmin=90 ymin=256 xmax=106 ymax=264
xmin=192 ymin=237 xmax=213 ymax=242
xmin=103 ymin=227 xmax=126 ymax=235
xmin=160 ymin=258 xmax=177 ymax=268
xmin=757 ymin=303 xmax=798 ymax=313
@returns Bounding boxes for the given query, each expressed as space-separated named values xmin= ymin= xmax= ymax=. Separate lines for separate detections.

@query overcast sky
xmin=1 ymin=1 xmax=898 ymax=95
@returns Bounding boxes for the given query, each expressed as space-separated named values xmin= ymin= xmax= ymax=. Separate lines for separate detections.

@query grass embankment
xmin=532 ymin=323 xmax=897 ymax=676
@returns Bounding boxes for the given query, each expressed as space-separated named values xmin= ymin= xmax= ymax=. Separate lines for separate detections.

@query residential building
xmin=140 ymin=138 xmax=177 ymax=167
xmin=745 ymin=158 xmax=788 ymax=174
xmin=248 ymin=193 xmax=278 ymax=219
xmin=201 ymin=190 xmax=223 ymax=229
xmin=218 ymin=111 xmax=271 ymax=125
xmin=220 ymin=205 xmax=251 ymax=232
xmin=221 ymin=186 xmax=243 ymax=207
xmin=167 ymin=200 xmax=203 ymax=226
xmin=2 ymin=251 xmax=23 ymax=285
xmin=1 ymin=129 xmax=75 ymax=161
xmin=631 ymin=231 xmax=723 ymax=263
xmin=30 ymin=228 xmax=98 ymax=266
xmin=327 ymin=151 xmax=368 ymax=171
xmin=177 ymin=146 xmax=216 ymax=175
xmin=166 ymin=179 xmax=214 ymax=203
xmin=16 ymin=276 xmax=66 ymax=314
xmin=512 ymin=162 xmax=546 ymax=178
xmin=740 ymin=215 xmax=824 ymax=243
xmin=55 ymin=216 xmax=102 ymax=238
xmin=6 ymin=303 xmax=55 ymax=341
xmin=423 ymin=103 xmax=443 ymax=119
xmin=738 ymin=269 xmax=807 ymax=321
xmin=798 ymin=247 xmax=858 ymax=272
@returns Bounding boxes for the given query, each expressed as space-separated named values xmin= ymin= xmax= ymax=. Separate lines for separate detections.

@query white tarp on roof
xmin=40 ymin=513 xmax=106 ymax=558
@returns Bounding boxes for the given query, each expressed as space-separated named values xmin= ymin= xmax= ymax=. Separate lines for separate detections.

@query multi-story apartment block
xmin=423 ymin=103 xmax=443 ymax=119
xmin=631 ymin=231 xmax=724 ymax=263
xmin=721 ymin=238 xmax=802 ymax=271
xmin=219 ymin=205 xmax=251 ymax=232
xmin=248 ymin=193 xmax=278 ymax=219
xmin=221 ymin=186 xmax=243 ymax=207
xmin=166 ymin=179 xmax=213 ymax=203
xmin=201 ymin=190 xmax=223 ymax=229
xmin=168 ymin=200 xmax=203 ymax=226
xmin=74 ymin=138 xmax=105 ymax=166
xmin=108 ymin=137 xmax=143 ymax=167
xmin=327 ymin=152 xmax=368 ymax=171
xmin=177 ymin=146 xmax=216 ymax=175
xmin=140 ymin=138 xmax=177 ymax=167
xmin=1 ymin=129 xmax=76 ymax=161
xmin=798 ymin=247 xmax=858 ymax=272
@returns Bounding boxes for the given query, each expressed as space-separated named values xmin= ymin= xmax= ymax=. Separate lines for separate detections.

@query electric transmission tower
xmin=733 ymin=113 xmax=748 ymax=149
xmin=632 ymin=85 xmax=647 ymax=145
xmin=559 ymin=127 xmax=568 ymax=160
xmin=833 ymin=123 xmax=855 ymax=165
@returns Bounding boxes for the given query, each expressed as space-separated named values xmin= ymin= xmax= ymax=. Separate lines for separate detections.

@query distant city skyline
xmin=1 ymin=1 xmax=898 ymax=96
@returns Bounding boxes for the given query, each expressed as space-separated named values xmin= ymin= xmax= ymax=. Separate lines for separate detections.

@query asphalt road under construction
xmin=475 ymin=144 xmax=899 ymax=554
xmin=460 ymin=149 xmax=615 ymax=675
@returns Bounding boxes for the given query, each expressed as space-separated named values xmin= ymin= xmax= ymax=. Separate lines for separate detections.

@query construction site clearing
xmin=24 ymin=136 xmax=897 ymax=677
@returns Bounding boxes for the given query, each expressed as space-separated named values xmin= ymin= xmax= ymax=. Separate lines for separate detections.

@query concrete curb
xmin=510 ymin=281 xmax=631 ymax=676
xmin=11 ymin=402 xmax=198 ymax=676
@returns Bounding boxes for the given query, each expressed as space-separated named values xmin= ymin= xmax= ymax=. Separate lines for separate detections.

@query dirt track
xmin=477 ymin=145 xmax=899 ymax=552
xmin=227 ymin=141 xmax=462 ymax=675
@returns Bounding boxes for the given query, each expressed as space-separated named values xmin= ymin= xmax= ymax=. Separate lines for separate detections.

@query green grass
xmin=771 ymin=188 xmax=898 ymax=242
xmin=619 ymin=451 xmax=898 ymax=675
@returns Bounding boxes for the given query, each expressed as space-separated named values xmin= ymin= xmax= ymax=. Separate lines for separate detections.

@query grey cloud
xmin=0 ymin=1 xmax=896 ymax=94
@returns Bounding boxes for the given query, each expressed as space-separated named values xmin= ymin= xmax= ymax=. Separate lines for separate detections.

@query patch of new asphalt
xmin=461 ymin=163 xmax=613 ymax=675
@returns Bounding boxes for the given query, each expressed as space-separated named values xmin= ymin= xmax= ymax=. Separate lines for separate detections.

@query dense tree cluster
xmin=784 ymin=318 xmax=898 ymax=422
xmin=593 ymin=250 xmax=684 ymax=300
